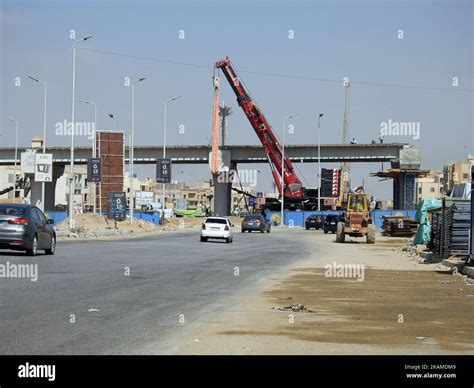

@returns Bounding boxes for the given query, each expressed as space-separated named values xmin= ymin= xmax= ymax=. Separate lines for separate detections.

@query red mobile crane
xmin=215 ymin=56 xmax=316 ymax=209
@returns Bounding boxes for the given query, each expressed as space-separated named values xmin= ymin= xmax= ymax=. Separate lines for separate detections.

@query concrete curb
xmin=442 ymin=258 xmax=474 ymax=278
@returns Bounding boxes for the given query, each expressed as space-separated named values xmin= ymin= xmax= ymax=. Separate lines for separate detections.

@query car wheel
xmin=324 ymin=230 xmax=328 ymax=234
xmin=45 ymin=236 xmax=56 ymax=255
xmin=225 ymin=238 xmax=230 ymax=243
xmin=248 ymin=230 xmax=252 ymax=233
xmin=26 ymin=235 xmax=38 ymax=256
xmin=305 ymin=227 xmax=309 ymax=230
xmin=260 ymin=230 xmax=264 ymax=233
xmin=241 ymin=230 xmax=245 ymax=233
xmin=200 ymin=236 xmax=207 ymax=242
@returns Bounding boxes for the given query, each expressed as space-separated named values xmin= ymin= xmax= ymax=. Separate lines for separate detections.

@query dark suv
xmin=0 ymin=204 xmax=56 ymax=256
xmin=241 ymin=215 xmax=271 ymax=233
xmin=305 ymin=214 xmax=324 ymax=230
xmin=323 ymin=215 xmax=339 ymax=234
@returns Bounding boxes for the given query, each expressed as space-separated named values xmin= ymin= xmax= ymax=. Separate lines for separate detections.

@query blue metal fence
xmin=45 ymin=209 xmax=417 ymax=228
xmin=265 ymin=210 xmax=416 ymax=228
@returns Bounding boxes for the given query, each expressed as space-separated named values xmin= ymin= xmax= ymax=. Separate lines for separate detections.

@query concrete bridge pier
xmin=212 ymin=163 xmax=235 ymax=217
xmin=28 ymin=165 xmax=65 ymax=212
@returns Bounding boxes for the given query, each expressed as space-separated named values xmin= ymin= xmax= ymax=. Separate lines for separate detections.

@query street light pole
xmin=130 ymin=78 xmax=146 ymax=225
xmin=318 ymin=113 xmax=324 ymax=212
xmin=162 ymin=96 xmax=182 ymax=224
xmin=28 ymin=76 xmax=47 ymax=211
xmin=281 ymin=113 xmax=296 ymax=226
xmin=80 ymin=100 xmax=97 ymax=213
xmin=69 ymin=35 xmax=92 ymax=231
xmin=80 ymin=100 xmax=97 ymax=157
xmin=108 ymin=114 xmax=116 ymax=131
xmin=8 ymin=117 xmax=19 ymax=198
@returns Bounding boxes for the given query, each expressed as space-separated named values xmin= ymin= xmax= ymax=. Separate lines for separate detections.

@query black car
xmin=241 ymin=215 xmax=271 ymax=233
xmin=323 ymin=215 xmax=339 ymax=234
xmin=305 ymin=215 xmax=324 ymax=230
xmin=0 ymin=204 xmax=56 ymax=256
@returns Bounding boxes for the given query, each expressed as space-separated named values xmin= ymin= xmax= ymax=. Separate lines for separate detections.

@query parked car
xmin=323 ymin=215 xmax=339 ymax=234
xmin=0 ymin=204 xmax=56 ymax=256
xmin=201 ymin=217 xmax=234 ymax=243
xmin=241 ymin=215 xmax=271 ymax=233
xmin=305 ymin=214 xmax=324 ymax=230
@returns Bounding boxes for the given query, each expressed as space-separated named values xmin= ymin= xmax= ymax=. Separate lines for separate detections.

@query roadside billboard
xmin=135 ymin=191 xmax=154 ymax=206
xmin=21 ymin=149 xmax=36 ymax=174
xmin=35 ymin=153 xmax=53 ymax=182
xmin=156 ymin=159 xmax=172 ymax=183
xmin=107 ymin=191 xmax=127 ymax=220
xmin=87 ymin=158 xmax=102 ymax=182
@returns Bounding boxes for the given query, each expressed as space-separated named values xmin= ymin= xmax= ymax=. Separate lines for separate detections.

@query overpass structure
xmin=0 ymin=143 xmax=407 ymax=165
xmin=0 ymin=142 xmax=418 ymax=213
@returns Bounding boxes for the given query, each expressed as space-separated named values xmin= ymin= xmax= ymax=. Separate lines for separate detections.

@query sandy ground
xmin=175 ymin=230 xmax=474 ymax=355
xmin=55 ymin=213 xmax=205 ymax=241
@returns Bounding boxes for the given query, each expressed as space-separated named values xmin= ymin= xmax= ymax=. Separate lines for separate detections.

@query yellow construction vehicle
xmin=336 ymin=187 xmax=375 ymax=244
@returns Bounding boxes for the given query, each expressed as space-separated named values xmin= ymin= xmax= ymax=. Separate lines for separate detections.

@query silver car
xmin=0 ymin=204 xmax=56 ymax=256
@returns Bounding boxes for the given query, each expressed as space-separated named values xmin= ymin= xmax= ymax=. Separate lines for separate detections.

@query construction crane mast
xmin=214 ymin=56 xmax=303 ymax=200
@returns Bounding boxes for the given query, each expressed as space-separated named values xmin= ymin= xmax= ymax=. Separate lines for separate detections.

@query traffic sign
xmin=248 ymin=196 xmax=255 ymax=207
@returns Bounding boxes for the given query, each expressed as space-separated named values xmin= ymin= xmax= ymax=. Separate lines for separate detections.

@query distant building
xmin=54 ymin=166 xmax=88 ymax=211
xmin=415 ymin=170 xmax=444 ymax=204
xmin=441 ymin=156 xmax=472 ymax=194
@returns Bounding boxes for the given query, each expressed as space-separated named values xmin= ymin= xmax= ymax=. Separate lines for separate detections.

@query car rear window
xmin=0 ymin=206 xmax=27 ymax=216
xmin=205 ymin=218 xmax=228 ymax=224
xmin=326 ymin=216 xmax=337 ymax=221
xmin=244 ymin=216 xmax=260 ymax=221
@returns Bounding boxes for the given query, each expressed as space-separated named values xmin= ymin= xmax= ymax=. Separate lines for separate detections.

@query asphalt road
xmin=0 ymin=227 xmax=314 ymax=354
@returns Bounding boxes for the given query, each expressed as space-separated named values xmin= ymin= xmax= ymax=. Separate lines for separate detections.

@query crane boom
xmin=214 ymin=56 xmax=303 ymax=199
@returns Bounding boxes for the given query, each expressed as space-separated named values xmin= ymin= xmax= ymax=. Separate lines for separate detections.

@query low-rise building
xmin=415 ymin=170 xmax=444 ymax=204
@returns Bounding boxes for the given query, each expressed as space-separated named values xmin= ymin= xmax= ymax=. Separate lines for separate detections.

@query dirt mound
xmin=56 ymin=213 xmax=161 ymax=239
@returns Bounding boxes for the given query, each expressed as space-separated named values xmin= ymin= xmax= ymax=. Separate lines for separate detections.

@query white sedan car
xmin=200 ymin=217 xmax=234 ymax=243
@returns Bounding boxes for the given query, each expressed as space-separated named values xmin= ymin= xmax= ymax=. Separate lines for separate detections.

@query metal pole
xmin=130 ymin=83 xmax=135 ymax=224
xmin=162 ymin=101 xmax=167 ymax=224
xmin=9 ymin=118 xmax=19 ymax=198
xmin=317 ymin=113 xmax=323 ymax=212
xmin=28 ymin=76 xmax=48 ymax=211
xmin=93 ymin=103 xmax=97 ymax=213
xmin=69 ymin=43 xmax=77 ymax=230
xmin=41 ymin=83 xmax=47 ymax=212
xmin=14 ymin=121 xmax=18 ymax=172
xmin=318 ymin=117 xmax=321 ymax=212
xmin=69 ymin=36 xmax=92 ymax=229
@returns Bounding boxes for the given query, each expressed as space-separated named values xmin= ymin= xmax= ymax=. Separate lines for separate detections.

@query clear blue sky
xmin=1 ymin=0 xmax=472 ymax=199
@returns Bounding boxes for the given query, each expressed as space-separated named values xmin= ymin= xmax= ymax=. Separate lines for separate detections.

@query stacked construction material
xmin=381 ymin=215 xmax=419 ymax=237
xmin=430 ymin=198 xmax=471 ymax=259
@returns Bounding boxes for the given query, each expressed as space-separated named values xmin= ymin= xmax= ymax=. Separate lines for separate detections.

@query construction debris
xmin=272 ymin=304 xmax=316 ymax=313
xmin=381 ymin=215 xmax=418 ymax=237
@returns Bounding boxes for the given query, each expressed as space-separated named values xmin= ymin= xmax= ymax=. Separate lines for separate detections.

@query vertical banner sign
xmin=248 ymin=196 xmax=255 ymax=208
xmin=35 ymin=153 xmax=53 ymax=182
xmin=107 ymin=192 xmax=126 ymax=220
xmin=332 ymin=169 xmax=340 ymax=197
xmin=156 ymin=159 xmax=172 ymax=183
xmin=87 ymin=158 xmax=102 ymax=182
